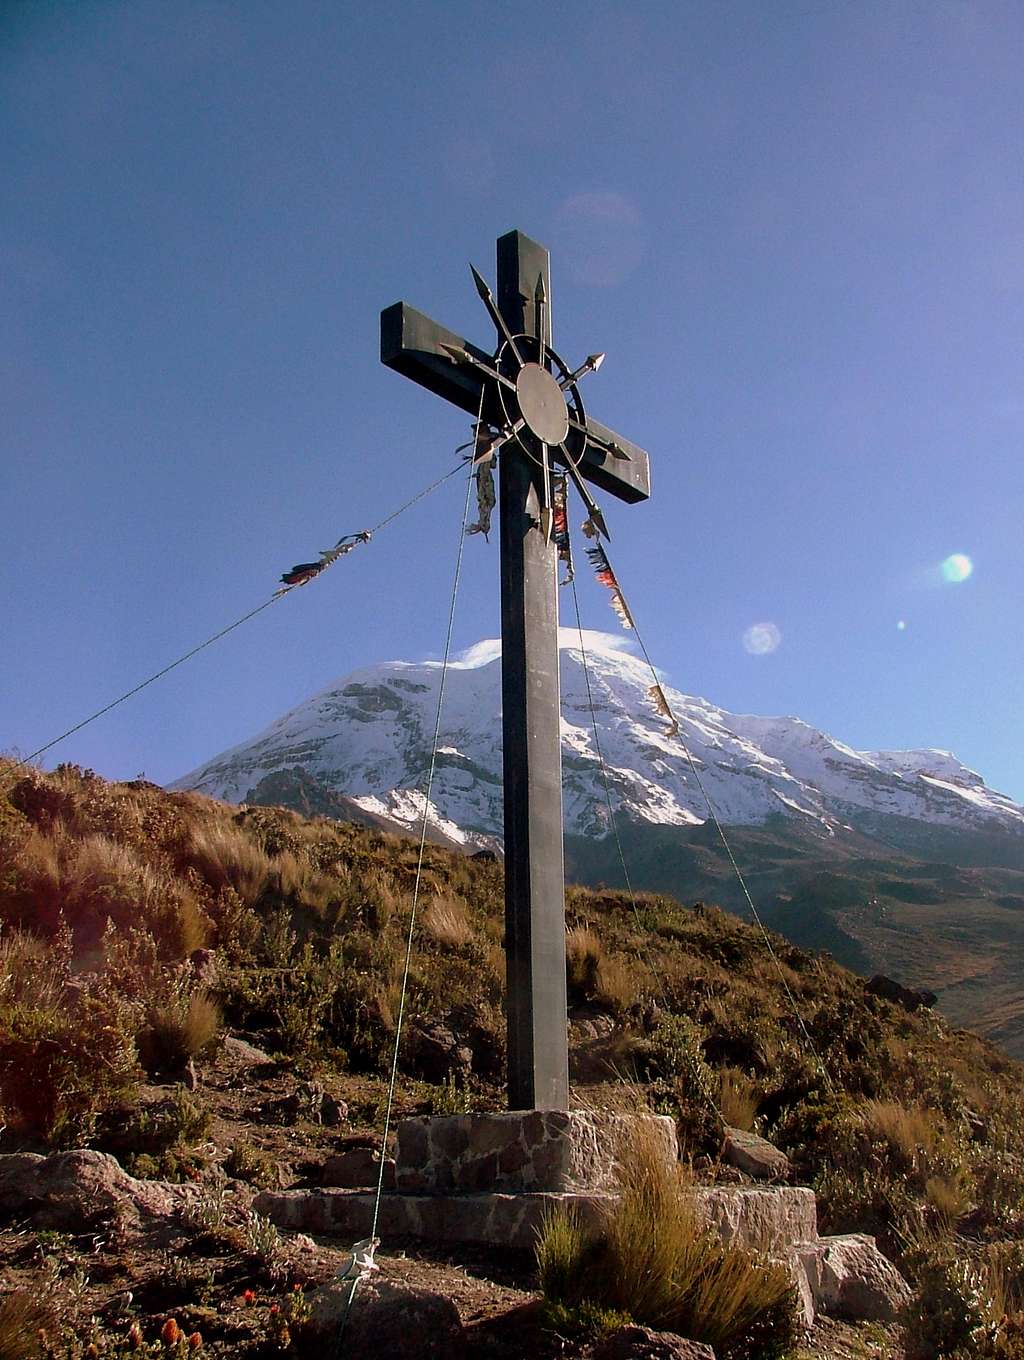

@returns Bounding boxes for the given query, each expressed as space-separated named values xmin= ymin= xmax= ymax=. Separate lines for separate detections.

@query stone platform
xmin=253 ymin=1110 xmax=910 ymax=1326
xmin=253 ymin=1184 xmax=819 ymax=1256
xmin=393 ymin=1109 xmax=678 ymax=1194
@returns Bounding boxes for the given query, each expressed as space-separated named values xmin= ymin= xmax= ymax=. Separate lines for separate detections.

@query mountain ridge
xmin=172 ymin=630 xmax=1024 ymax=851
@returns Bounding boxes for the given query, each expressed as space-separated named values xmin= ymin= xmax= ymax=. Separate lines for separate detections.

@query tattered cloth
xmin=551 ymin=473 xmax=574 ymax=584
xmin=647 ymin=683 xmax=679 ymax=738
xmin=276 ymin=531 xmax=372 ymax=595
xmin=466 ymin=457 xmax=496 ymax=540
xmin=585 ymin=544 xmax=634 ymax=628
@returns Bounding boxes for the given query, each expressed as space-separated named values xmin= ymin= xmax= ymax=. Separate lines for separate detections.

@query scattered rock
xmin=403 ymin=1019 xmax=473 ymax=1083
xmin=302 ymin=1274 xmax=463 ymax=1357
xmin=189 ymin=948 xmax=218 ymax=985
xmin=0 ymin=1151 xmax=198 ymax=1236
xmin=257 ymin=1081 xmax=325 ymax=1125
xmin=321 ymin=1095 xmax=349 ymax=1126
xmin=322 ymin=1148 xmax=395 ymax=1190
xmin=865 ymin=975 xmax=937 ymax=1013
xmin=569 ymin=1008 xmax=616 ymax=1042
xmin=592 ymin=1324 xmax=716 ymax=1359
xmin=721 ymin=1127 xmax=790 ymax=1181
xmin=797 ymin=1233 xmax=912 ymax=1321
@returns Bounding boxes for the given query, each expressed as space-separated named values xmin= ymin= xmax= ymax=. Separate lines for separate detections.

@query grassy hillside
xmin=565 ymin=815 xmax=1024 ymax=1059
xmin=2 ymin=758 xmax=1024 ymax=1356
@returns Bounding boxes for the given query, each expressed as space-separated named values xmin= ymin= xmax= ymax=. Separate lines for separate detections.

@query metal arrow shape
xmin=567 ymin=416 xmax=631 ymax=462
xmin=559 ymin=353 xmax=605 ymax=391
xmin=557 ymin=442 xmax=611 ymax=540
xmin=535 ymin=273 xmax=548 ymax=363
xmin=470 ymin=265 xmax=525 ymax=366
xmin=440 ymin=342 xmax=518 ymax=393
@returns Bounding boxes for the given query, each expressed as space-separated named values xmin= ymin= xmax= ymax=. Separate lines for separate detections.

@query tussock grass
xmin=140 ymin=988 xmax=221 ymax=1074
xmin=422 ymin=895 xmax=474 ymax=948
xmin=566 ymin=924 xmax=603 ymax=1000
xmin=719 ymin=1066 xmax=760 ymax=1131
xmin=536 ymin=1120 xmax=798 ymax=1358
xmin=181 ymin=822 xmax=275 ymax=902
xmin=0 ymin=1288 xmax=55 ymax=1359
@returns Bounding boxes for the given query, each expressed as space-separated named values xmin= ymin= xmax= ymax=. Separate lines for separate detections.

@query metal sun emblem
xmin=444 ymin=265 xmax=609 ymax=540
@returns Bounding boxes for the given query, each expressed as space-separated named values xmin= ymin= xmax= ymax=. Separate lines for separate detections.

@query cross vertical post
xmin=495 ymin=232 xmax=568 ymax=1111
xmin=379 ymin=228 xmax=651 ymax=1117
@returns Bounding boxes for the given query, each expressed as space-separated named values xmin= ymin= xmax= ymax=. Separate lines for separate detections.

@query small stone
xmin=189 ymin=948 xmax=218 ymax=985
xmin=303 ymin=1275 xmax=463 ymax=1357
xmin=222 ymin=1035 xmax=274 ymax=1068
xmin=592 ymin=1324 xmax=716 ymax=1360
xmin=721 ymin=1127 xmax=790 ymax=1181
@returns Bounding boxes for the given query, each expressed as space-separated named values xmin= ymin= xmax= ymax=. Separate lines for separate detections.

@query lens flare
xmin=896 ymin=620 xmax=907 ymax=631
xmin=941 ymin=553 xmax=973 ymax=584
xmin=743 ymin=622 xmax=782 ymax=655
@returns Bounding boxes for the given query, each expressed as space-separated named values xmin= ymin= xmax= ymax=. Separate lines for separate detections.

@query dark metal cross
xmin=381 ymin=230 xmax=650 ymax=1111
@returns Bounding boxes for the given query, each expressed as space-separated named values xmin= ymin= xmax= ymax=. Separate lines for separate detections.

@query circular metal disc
xmin=515 ymin=363 xmax=570 ymax=445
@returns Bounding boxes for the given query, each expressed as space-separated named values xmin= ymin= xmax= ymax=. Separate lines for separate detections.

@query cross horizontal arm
xmin=380 ymin=302 xmax=491 ymax=417
xmin=381 ymin=300 xmax=651 ymax=504
xmin=578 ymin=418 xmax=650 ymax=504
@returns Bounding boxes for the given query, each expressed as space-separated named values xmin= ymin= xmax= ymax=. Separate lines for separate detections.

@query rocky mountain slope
xmin=172 ymin=632 xmax=1024 ymax=1056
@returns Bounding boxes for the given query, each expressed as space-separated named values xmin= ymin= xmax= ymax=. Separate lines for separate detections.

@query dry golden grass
xmin=861 ymin=1099 xmax=938 ymax=1167
xmin=925 ymin=1173 xmax=970 ymax=1223
xmin=141 ymin=988 xmax=221 ymax=1074
xmin=181 ymin=821 xmax=274 ymax=902
xmin=537 ymin=1117 xmax=798 ymax=1358
xmin=566 ymin=924 xmax=603 ymax=999
xmin=593 ymin=954 xmax=638 ymax=1014
xmin=0 ymin=926 xmax=68 ymax=1011
xmin=422 ymin=896 xmax=474 ymax=948
xmin=0 ymin=1287 xmax=55 ymax=1359
xmin=719 ymin=1067 xmax=760 ymax=1132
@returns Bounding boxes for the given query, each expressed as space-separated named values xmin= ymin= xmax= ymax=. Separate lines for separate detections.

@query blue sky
xmin=3 ymin=0 xmax=1022 ymax=801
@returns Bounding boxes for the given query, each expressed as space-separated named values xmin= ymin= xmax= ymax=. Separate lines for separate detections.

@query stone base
xmin=254 ymin=1184 xmax=818 ymax=1256
xmin=394 ymin=1110 xmax=678 ymax=1194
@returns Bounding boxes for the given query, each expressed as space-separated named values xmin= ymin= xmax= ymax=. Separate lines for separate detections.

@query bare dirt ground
xmin=0 ymin=1037 xmax=902 ymax=1358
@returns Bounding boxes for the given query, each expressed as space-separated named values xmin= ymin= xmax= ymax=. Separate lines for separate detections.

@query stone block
xmin=394 ymin=1110 xmax=677 ymax=1194
xmin=692 ymin=1186 xmax=818 ymax=1252
xmin=255 ymin=1187 xmax=615 ymax=1251
xmin=321 ymin=1148 xmax=395 ymax=1190
xmin=593 ymin=1326 xmax=716 ymax=1360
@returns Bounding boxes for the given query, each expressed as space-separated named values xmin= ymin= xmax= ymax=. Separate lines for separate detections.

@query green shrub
xmin=0 ymin=986 xmax=139 ymax=1145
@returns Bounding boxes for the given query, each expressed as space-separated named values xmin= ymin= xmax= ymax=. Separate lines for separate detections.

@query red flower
xmin=188 ymin=1334 xmax=203 ymax=1350
xmin=242 ymin=1289 xmax=255 ymax=1305
xmin=161 ymin=1318 xmax=181 ymax=1346
xmin=269 ymin=1304 xmax=280 ymax=1315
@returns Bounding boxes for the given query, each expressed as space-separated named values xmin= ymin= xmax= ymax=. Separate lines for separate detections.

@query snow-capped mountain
xmin=172 ymin=631 xmax=1024 ymax=850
